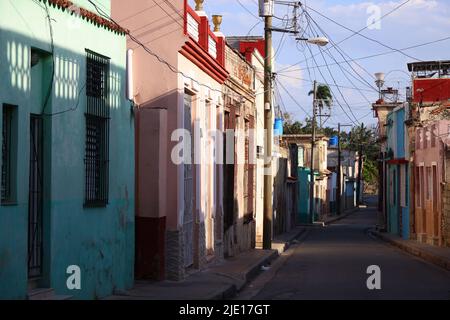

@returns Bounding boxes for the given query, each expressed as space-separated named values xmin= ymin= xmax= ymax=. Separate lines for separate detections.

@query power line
xmin=276 ymin=79 xmax=312 ymax=118
xmin=304 ymin=12 xmax=379 ymax=91
xmin=235 ymin=0 xmax=261 ymax=21
xmin=305 ymin=2 xmax=421 ymax=62
xmin=303 ymin=41 xmax=359 ymax=125
xmin=277 ymin=0 xmax=415 ymax=74
xmin=304 ymin=14 xmax=376 ymax=104
xmin=278 ymin=37 xmax=450 ymax=74
xmin=276 ymin=74 xmax=375 ymax=93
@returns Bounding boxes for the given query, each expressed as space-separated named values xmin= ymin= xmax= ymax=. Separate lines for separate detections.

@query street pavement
xmin=241 ymin=201 xmax=450 ymax=300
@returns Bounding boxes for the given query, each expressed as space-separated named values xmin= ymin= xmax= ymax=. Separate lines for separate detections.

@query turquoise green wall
xmin=0 ymin=0 xmax=134 ymax=299
xmin=298 ymin=168 xmax=311 ymax=224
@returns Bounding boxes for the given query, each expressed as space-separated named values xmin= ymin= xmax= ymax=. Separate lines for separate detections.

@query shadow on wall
xmin=224 ymin=198 xmax=256 ymax=258
xmin=0 ymin=29 xmax=134 ymax=300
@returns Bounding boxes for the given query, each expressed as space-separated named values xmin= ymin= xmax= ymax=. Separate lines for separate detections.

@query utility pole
xmin=260 ymin=0 xmax=327 ymax=246
xmin=263 ymin=1 xmax=273 ymax=250
xmin=309 ymin=80 xmax=317 ymax=224
xmin=337 ymin=123 xmax=342 ymax=216
xmin=357 ymin=125 xmax=364 ymax=206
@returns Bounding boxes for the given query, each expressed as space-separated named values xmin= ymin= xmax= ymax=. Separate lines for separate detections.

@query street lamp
xmin=296 ymin=36 xmax=329 ymax=47
xmin=375 ymin=72 xmax=385 ymax=100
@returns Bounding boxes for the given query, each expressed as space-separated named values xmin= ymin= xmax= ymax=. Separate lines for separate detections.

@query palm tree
xmin=308 ymin=84 xmax=332 ymax=109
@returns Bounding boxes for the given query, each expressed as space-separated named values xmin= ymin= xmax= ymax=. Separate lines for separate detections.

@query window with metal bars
xmin=84 ymin=50 xmax=110 ymax=207
xmin=2 ymin=104 xmax=15 ymax=204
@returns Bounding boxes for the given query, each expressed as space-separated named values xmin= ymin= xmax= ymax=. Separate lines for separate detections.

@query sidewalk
xmin=106 ymin=227 xmax=306 ymax=300
xmin=370 ymin=230 xmax=450 ymax=271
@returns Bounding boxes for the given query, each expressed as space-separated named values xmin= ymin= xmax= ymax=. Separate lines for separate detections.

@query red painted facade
xmin=181 ymin=2 xmax=228 ymax=83
xmin=413 ymin=78 xmax=450 ymax=103
xmin=239 ymin=40 xmax=266 ymax=62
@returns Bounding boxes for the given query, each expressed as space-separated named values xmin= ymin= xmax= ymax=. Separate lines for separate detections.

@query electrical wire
xmin=276 ymin=79 xmax=312 ymax=118
xmin=278 ymin=36 xmax=450 ymax=74
xmin=277 ymin=0 xmax=415 ymax=74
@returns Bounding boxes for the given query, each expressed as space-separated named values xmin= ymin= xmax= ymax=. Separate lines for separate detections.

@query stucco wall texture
xmin=0 ymin=0 xmax=134 ymax=299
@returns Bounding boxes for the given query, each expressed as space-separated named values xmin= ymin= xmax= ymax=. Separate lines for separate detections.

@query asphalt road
xmin=242 ymin=202 xmax=450 ymax=300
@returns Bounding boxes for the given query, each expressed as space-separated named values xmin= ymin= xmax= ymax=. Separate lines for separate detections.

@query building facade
xmin=327 ymin=148 xmax=361 ymax=214
xmin=0 ymin=0 xmax=134 ymax=299
xmin=283 ymin=135 xmax=329 ymax=223
xmin=386 ymin=106 xmax=410 ymax=239
xmin=372 ymin=88 xmax=404 ymax=230
xmin=414 ymin=121 xmax=450 ymax=246
xmin=222 ymin=44 xmax=256 ymax=257
xmin=407 ymin=61 xmax=450 ymax=247
xmin=112 ymin=0 xmax=227 ymax=280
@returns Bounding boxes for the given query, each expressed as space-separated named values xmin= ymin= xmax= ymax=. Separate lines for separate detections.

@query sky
xmin=188 ymin=0 xmax=450 ymax=129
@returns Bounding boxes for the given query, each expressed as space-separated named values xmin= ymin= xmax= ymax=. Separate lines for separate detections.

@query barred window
xmin=84 ymin=50 xmax=110 ymax=207
xmin=2 ymin=106 xmax=12 ymax=202
xmin=2 ymin=104 xmax=17 ymax=204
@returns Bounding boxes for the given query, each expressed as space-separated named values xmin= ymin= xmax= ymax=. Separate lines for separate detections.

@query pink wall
xmin=414 ymin=120 xmax=450 ymax=245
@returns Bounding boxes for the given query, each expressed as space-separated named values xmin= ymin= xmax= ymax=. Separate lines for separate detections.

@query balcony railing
xmin=184 ymin=4 xmax=225 ymax=66
xmin=208 ymin=34 xmax=217 ymax=59
xmin=187 ymin=13 xmax=200 ymax=42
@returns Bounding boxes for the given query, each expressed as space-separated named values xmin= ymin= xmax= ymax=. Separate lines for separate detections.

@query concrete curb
xmin=369 ymin=229 xmax=450 ymax=271
xmin=209 ymin=228 xmax=307 ymax=299
xmin=272 ymin=227 xmax=308 ymax=254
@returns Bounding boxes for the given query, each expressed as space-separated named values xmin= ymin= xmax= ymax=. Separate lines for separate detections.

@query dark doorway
xmin=28 ymin=115 xmax=44 ymax=280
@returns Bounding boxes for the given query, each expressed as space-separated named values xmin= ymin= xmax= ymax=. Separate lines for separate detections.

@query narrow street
xmin=241 ymin=199 xmax=450 ymax=300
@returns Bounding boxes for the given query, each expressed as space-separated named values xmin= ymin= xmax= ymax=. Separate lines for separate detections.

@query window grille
xmin=84 ymin=50 xmax=110 ymax=207
xmin=1 ymin=105 xmax=13 ymax=203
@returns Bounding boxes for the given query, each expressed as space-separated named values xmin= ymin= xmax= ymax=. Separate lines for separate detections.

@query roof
xmin=42 ymin=0 xmax=127 ymax=34
xmin=407 ymin=60 xmax=450 ymax=72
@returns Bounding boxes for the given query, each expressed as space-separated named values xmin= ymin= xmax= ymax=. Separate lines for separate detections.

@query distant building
xmin=327 ymin=147 xmax=361 ymax=214
xmin=283 ymin=135 xmax=330 ymax=223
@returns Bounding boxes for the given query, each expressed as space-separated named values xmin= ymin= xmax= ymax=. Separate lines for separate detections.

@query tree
xmin=309 ymin=84 xmax=332 ymax=109
xmin=342 ymin=124 xmax=380 ymax=187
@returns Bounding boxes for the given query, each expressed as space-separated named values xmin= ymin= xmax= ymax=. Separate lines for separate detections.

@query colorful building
xmin=0 ymin=0 xmax=134 ymax=299
xmin=221 ymin=44 xmax=256 ymax=257
xmin=112 ymin=0 xmax=228 ymax=280
xmin=283 ymin=134 xmax=330 ymax=223
xmin=414 ymin=121 xmax=450 ymax=246
xmin=226 ymin=36 xmax=267 ymax=249
xmin=385 ymin=105 xmax=410 ymax=239
xmin=327 ymin=148 xmax=361 ymax=214
xmin=372 ymin=88 xmax=404 ymax=230
xmin=406 ymin=61 xmax=450 ymax=247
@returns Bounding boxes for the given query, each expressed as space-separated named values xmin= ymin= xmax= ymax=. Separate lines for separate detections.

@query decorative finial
xmin=195 ymin=0 xmax=204 ymax=11
xmin=212 ymin=15 xmax=223 ymax=32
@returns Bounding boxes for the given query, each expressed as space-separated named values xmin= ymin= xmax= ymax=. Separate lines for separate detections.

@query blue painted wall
xmin=0 ymin=1 xmax=134 ymax=299
xmin=298 ymin=168 xmax=311 ymax=224
xmin=386 ymin=107 xmax=409 ymax=239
